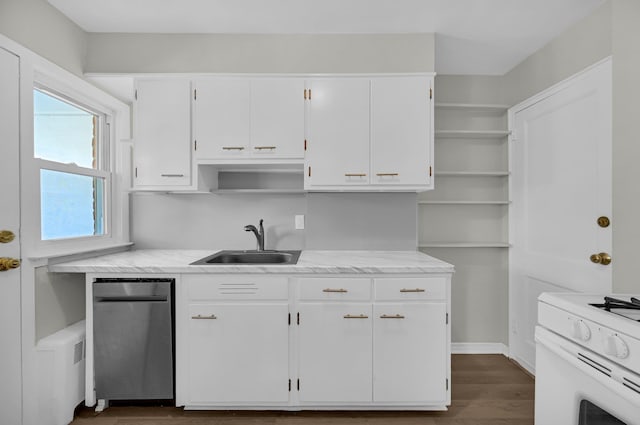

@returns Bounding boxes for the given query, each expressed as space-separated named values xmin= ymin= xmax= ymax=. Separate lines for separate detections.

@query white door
xmin=0 ymin=47 xmax=22 ymax=425
xmin=306 ymin=79 xmax=370 ymax=187
xmin=373 ymin=303 xmax=447 ymax=403
xmin=134 ymin=79 xmax=192 ymax=187
xmin=251 ymin=78 xmax=305 ymax=158
xmin=186 ymin=303 xmax=289 ymax=404
xmin=510 ymin=59 xmax=612 ymax=372
xmin=298 ymin=303 xmax=372 ymax=403
xmin=193 ymin=78 xmax=251 ymax=159
xmin=371 ymin=77 xmax=432 ymax=187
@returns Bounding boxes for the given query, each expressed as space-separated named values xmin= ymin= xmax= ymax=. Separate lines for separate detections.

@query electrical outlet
xmin=295 ymin=215 xmax=305 ymax=230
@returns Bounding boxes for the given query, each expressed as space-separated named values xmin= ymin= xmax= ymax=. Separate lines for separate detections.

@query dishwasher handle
xmin=95 ymin=295 xmax=169 ymax=303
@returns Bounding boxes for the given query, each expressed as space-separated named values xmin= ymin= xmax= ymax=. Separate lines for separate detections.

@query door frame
xmin=507 ymin=57 xmax=613 ymax=373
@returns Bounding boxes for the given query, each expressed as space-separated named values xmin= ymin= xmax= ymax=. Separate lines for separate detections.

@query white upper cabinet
xmin=133 ymin=79 xmax=192 ymax=188
xmin=305 ymin=78 xmax=371 ymax=186
xmin=251 ymin=78 xmax=305 ymax=158
xmin=371 ymin=77 xmax=432 ymax=187
xmin=193 ymin=78 xmax=251 ymax=159
xmin=193 ymin=78 xmax=304 ymax=161
xmin=305 ymin=75 xmax=434 ymax=191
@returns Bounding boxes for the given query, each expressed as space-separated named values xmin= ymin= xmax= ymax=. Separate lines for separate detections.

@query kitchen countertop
xmin=48 ymin=249 xmax=454 ymax=274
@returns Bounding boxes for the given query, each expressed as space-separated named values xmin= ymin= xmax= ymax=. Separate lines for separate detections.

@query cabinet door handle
xmin=254 ymin=146 xmax=276 ymax=150
xmin=323 ymin=288 xmax=348 ymax=293
xmin=161 ymin=174 xmax=185 ymax=177
xmin=222 ymin=146 xmax=245 ymax=151
xmin=345 ymin=173 xmax=367 ymax=177
xmin=400 ymin=288 xmax=426 ymax=293
xmin=191 ymin=314 xmax=217 ymax=320
xmin=344 ymin=314 xmax=368 ymax=319
xmin=376 ymin=173 xmax=399 ymax=177
xmin=380 ymin=314 xmax=406 ymax=319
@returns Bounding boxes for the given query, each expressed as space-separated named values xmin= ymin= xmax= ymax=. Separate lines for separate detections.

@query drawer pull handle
xmin=222 ymin=146 xmax=245 ymax=151
xmin=400 ymin=288 xmax=426 ymax=293
xmin=192 ymin=314 xmax=217 ymax=320
xmin=323 ymin=288 xmax=348 ymax=293
xmin=380 ymin=314 xmax=406 ymax=319
xmin=345 ymin=173 xmax=367 ymax=177
xmin=254 ymin=146 xmax=276 ymax=150
xmin=161 ymin=174 xmax=185 ymax=177
xmin=344 ymin=314 xmax=369 ymax=319
xmin=376 ymin=173 xmax=399 ymax=177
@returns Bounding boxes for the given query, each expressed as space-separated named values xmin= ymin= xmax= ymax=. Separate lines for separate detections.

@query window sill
xmin=29 ymin=242 xmax=134 ymax=263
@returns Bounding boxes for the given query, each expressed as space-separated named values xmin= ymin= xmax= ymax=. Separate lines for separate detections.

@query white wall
xmin=0 ymin=0 xmax=87 ymax=76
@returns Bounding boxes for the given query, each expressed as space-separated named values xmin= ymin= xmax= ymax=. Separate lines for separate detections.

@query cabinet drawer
xmin=298 ymin=278 xmax=372 ymax=301
xmin=185 ymin=275 xmax=289 ymax=301
xmin=374 ymin=277 xmax=446 ymax=301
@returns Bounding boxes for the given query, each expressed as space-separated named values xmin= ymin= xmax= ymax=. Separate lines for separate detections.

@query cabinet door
xmin=298 ymin=303 xmax=372 ymax=403
xmin=186 ymin=303 xmax=289 ymax=404
xmin=371 ymin=77 xmax=432 ymax=187
xmin=251 ymin=79 xmax=305 ymax=158
xmin=306 ymin=79 xmax=370 ymax=187
xmin=193 ymin=79 xmax=251 ymax=159
xmin=134 ymin=79 xmax=192 ymax=187
xmin=373 ymin=303 xmax=447 ymax=403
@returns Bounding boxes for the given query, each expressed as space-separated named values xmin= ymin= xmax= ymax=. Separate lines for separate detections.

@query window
xmin=34 ymin=87 xmax=110 ymax=241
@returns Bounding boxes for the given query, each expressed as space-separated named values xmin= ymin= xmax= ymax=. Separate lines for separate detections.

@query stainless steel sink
xmin=190 ymin=250 xmax=301 ymax=265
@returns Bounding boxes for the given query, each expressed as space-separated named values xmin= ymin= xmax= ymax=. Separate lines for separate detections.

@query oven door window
xmin=579 ymin=400 xmax=627 ymax=425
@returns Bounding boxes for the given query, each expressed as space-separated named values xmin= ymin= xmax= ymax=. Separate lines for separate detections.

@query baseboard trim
xmin=451 ymin=343 xmax=509 ymax=355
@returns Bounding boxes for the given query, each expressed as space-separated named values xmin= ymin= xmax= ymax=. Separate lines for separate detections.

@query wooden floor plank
xmin=72 ymin=354 xmax=535 ymax=425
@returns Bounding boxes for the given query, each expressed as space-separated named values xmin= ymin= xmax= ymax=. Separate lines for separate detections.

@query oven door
xmin=535 ymin=326 xmax=640 ymax=425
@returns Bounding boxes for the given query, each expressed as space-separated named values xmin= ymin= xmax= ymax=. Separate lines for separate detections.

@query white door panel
xmin=0 ymin=46 xmax=22 ymax=425
xmin=510 ymin=59 xmax=612 ymax=372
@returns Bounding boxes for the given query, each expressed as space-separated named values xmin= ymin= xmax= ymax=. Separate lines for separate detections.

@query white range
xmin=536 ymin=292 xmax=640 ymax=425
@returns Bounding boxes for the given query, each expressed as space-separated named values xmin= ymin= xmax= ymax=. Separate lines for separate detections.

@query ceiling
xmin=48 ymin=0 xmax=605 ymax=75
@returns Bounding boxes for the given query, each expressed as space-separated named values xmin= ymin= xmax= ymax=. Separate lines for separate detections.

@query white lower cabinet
xmin=186 ymin=303 xmax=289 ymax=404
xmin=298 ymin=303 xmax=372 ymax=403
xmin=179 ymin=274 xmax=450 ymax=409
xmin=373 ymin=303 xmax=447 ymax=403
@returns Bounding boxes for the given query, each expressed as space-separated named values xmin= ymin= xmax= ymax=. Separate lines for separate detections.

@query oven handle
xmin=535 ymin=326 xmax=640 ymax=405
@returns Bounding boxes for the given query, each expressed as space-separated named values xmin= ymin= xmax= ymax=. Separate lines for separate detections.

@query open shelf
xmin=418 ymin=200 xmax=509 ymax=205
xmin=436 ymin=171 xmax=510 ymax=177
xmin=434 ymin=103 xmax=509 ymax=112
xmin=435 ymin=130 xmax=510 ymax=139
xmin=419 ymin=242 xmax=510 ymax=248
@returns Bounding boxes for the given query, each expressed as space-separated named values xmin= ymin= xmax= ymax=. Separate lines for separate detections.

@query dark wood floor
xmin=72 ymin=354 xmax=534 ymax=425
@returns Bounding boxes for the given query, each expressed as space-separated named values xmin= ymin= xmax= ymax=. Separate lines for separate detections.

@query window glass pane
xmin=40 ymin=170 xmax=105 ymax=240
xmin=34 ymin=89 xmax=98 ymax=169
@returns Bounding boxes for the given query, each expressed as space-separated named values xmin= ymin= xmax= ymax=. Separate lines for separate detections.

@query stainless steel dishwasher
xmin=93 ymin=278 xmax=174 ymax=402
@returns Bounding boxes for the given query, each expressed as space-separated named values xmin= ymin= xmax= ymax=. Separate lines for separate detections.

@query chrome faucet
xmin=244 ymin=219 xmax=265 ymax=251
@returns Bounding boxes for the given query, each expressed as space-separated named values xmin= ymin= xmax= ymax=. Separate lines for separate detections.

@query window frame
xmin=33 ymin=83 xmax=114 ymax=245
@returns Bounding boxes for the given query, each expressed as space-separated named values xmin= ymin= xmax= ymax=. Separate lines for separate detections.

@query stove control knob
xmin=603 ymin=333 xmax=629 ymax=359
xmin=570 ymin=319 xmax=591 ymax=341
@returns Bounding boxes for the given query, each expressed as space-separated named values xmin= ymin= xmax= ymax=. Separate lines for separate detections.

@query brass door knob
xmin=0 ymin=257 xmax=20 ymax=272
xmin=0 ymin=230 xmax=15 ymax=244
xmin=590 ymin=252 xmax=612 ymax=266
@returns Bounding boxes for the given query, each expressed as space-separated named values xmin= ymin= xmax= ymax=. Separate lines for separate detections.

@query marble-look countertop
xmin=48 ymin=249 xmax=454 ymax=275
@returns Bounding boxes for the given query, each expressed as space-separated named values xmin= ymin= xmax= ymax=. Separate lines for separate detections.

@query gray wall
xmin=611 ymin=0 xmax=640 ymax=293
xmin=131 ymin=192 xmax=418 ymax=251
xmin=85 ymin=33 xmax=435 ymax=73
xmin=502 ymin=1 xmax=612 ymax=105
xmin=34 ymin=267 xmax=85 ymax=341
xmin=0 ymin=0 xmax=87 ymax=76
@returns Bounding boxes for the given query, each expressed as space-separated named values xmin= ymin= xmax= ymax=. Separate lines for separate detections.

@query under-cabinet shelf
xmin=419 ymin=242 xmax=510 ymax=248
xmin=434 ymin=103 xmax=509 ymax=112
xmin=435 ymin=130 xmax=511 ymax=139
xmin=210 ymin=189 xmax=306 ymax=195
xmin=418 ymin=200 xmax=510 ymax=205
xmin=435 ymin=171 xmax=510 ymax=177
